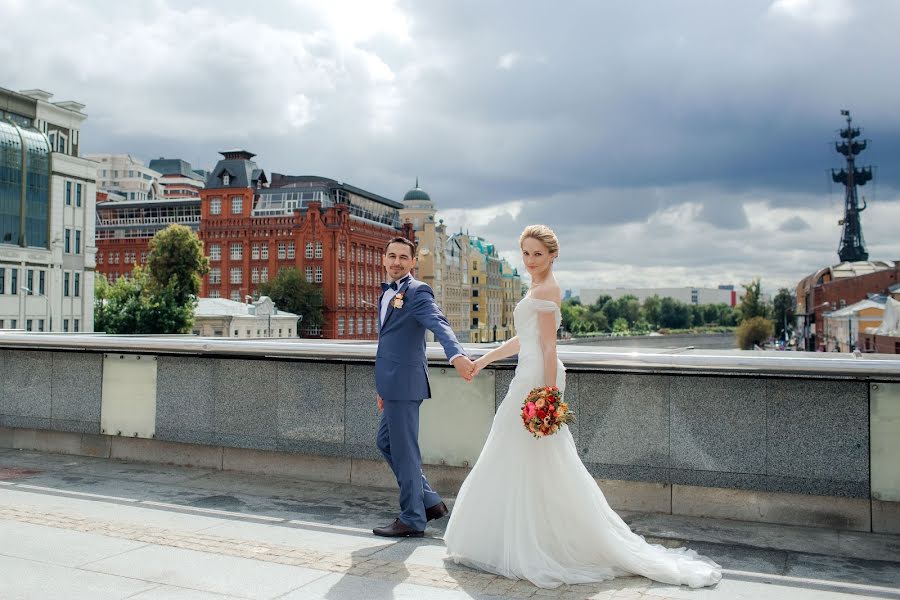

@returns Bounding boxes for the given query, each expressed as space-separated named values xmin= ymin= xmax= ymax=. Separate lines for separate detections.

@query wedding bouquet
xmin=521 ymin=385 xmax=574 ymax=438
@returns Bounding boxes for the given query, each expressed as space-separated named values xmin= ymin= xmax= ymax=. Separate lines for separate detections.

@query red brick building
xmin=796 ymin=261 xmax=900 ymax=351
xmin=95 ymin=191 xmax=201 ymax=282
xmin=198 ymin=150 xmax=411 ymax=339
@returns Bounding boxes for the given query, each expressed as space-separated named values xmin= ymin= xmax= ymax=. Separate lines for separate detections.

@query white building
xmin=579 ymin=286 xmax=737 ymax=308
xmin=148 ymin=158 xmax=205 ymax=200
xmin=193 ymin=296 xmax=300 ymax=338
xmin=86 ymin=153 xmax=162 ymax=202
xmin=1 ymin=87 xmax=96 ymax=333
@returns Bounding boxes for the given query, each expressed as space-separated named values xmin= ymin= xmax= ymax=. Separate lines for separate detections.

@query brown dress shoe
xmin=373 ymin=518 xmax=424 ymax=538
xmin=425 ymin=501 xmax=449 ymax=521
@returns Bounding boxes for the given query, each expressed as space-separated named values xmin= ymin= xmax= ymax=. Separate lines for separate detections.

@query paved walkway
xmin=1 ymin=448 xmax=899 ymax=599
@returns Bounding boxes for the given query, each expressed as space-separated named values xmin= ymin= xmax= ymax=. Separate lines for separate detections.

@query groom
xmin=373 ymin=237 xmax=475 ymax=537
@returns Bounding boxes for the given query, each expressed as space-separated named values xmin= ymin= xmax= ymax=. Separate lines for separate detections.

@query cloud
xmin=3 ymin=0 xmax=900 ymax=294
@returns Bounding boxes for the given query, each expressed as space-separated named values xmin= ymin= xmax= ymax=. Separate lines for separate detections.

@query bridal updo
xmin=519 ymin=224 xmax=559 ymax=256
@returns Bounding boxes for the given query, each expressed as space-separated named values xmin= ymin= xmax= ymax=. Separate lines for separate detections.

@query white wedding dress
xmin=443 ymin=296 xmax=722 ymax=589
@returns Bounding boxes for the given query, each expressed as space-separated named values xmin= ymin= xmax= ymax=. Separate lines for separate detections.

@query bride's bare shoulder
xmin=530 ymin=283 xmax=562 ymax=305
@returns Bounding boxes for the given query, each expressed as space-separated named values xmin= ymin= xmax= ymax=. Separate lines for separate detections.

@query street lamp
xmin=20 ymin=286 xmax=50 ymax=332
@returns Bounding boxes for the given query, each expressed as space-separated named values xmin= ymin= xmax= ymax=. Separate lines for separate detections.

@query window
xmin=75 ymin=230 xmax=81 ymax=254
xmin=366 ymin=317 xmax=372 ymax=335
xmin=0 ymin=268 xmax=5 ymax=294
xmin=65 ymin=181 xmax=72 ymax=205
xmin=74 ymin=319 xmax=80 ymax=333
xmin=338 ymin=317 xmax=345 ymax=336
xmin=97 ymin=253 xmax=103 ymax=265
xmin=358 ymin=317 xmax=363 ymax=336
xmin=74 ymin=273 xmax=80 ymax=297
xmin=230 ymin=290 xmax=241 ymax=302
xmin=260 ymin=244 xmax=269 ymax=260
xmin=338 ymin=242 xmax=345 ymax=260
xmin=472 ymin=318 xmax=479 ymax=328
xmin=305 ymin=242 xmax=313 ymax=258
xmin=63 ymin=319 xmax=69 ymax=332
xmin=26 ymin=319 xmax=32 ymax=332
xmin=473 ymin=303 xmax=479 ymax=312
xmin=64 ymin=272 xmax=70 ymax=296
xmin=278 ymin=242 xmax=286 ymax=259
xmin=210 ymin=197 xmax=222 ymax=215
xmin=315 ymin=241 xmax=323 ymax=258
xmin=209 ymin=243 xmax=221 ymax=261
xmin=315 ymin=266 xmax=323 ymax=283
xmin=260 ymin=267 xmax=268 ymax=282
xmin=140 ymin=251 xmax=147 ymax=264
xmin=287 ymin=242 xmax=295 ymax=259
xmin=231 ymin=196 xmax=242 ymax=214
xmin=209 ymin=289 xmax=220 ymax=299
xmin=305 ymin=267 xmax=313 ymax=282
xmin=230 ymin=243 xmax=242 ymax=260
xmin=348 ymin=318 xmax=354 ymax=336
xmin=338 ymin=289 xmax=345 ymax=307
xmin=65 ymin=229 xmax=71 ymax=253
xmin=222 ymin=174 xmax=230 ymax=186
xmin=230 ymin=267 xmax=242 ymax=284
xmin=251 ymin=243 xmax=259 ymax=259
xmin=26 ymin=270 xmax=33 ymax=294
xmin=76 ymin=183 xmax=82 ymax=207
xmin=252 ymin=268 xmax=259 ymax=283
xmin=472 ymin=289 xmax=479 ymax=297
xmin=209 ymin=268 xmax=221 ymax=284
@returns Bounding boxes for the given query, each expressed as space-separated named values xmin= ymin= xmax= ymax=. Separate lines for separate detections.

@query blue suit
xmin=375 ymin=275 xmax=465 ymax=531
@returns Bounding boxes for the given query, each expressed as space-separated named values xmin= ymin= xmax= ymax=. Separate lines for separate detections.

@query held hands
xmin=451 ymin=355 xmax=477 ymax=382
xmin=471 ymin=356 xmax=488 ymax=378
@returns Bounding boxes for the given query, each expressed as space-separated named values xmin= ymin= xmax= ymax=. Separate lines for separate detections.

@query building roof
xmin=149 ymin=158 xmax=204 ymax=181
xmin=824 ymin=296 xmax=887 ymax=318
xmin=195 ymin=297 xmax=298 ymax=318
xmin=206 ymin=150 xmax=264 ymax=190
xmin=403 ymin=178 xmax=432 ymax=202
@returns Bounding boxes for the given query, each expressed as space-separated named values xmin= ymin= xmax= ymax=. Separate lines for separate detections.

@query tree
xmin=258 ymin=267 xmax=324 ymax=330
xmin=739 ymin=278 xmax=769 ymax=321
xmin=93 ymin=269 xmax=194 ymax=334
xmin=612 ymin=317 xmax=629 ymax=335
xmin=146 ymin=224 xmax=209 ymax=306
xmin=658 ymin=297 xmax=692 ymax=329
xmin=642 ymin=295 xmax=661 ymax=329
xmin=736 ymin=316 xmax=775 ymax=350
xmin=772 ymin=288 xmax=794 ymax=340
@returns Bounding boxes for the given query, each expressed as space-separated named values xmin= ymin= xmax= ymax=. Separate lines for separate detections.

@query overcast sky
xmin=3 ymin=0 xmax=899 ymax=294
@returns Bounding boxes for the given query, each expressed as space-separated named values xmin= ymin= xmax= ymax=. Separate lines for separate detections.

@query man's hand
xmin=376 ymin=393 xmax=384 ymax=412
xmin=451 ymin=356 xmax=476 ymax=381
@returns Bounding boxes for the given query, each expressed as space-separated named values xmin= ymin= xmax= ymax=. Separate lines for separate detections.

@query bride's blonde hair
xmin=519 ymin=224 xmax=559 ymax=256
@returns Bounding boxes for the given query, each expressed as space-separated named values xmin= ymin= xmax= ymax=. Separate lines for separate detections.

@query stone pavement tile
xmin=79 ymin=544 xmax=329 ymax=599
xmin=367 ymin=536 xmax=453 ymax=569
xmin=200 ymin=520 xmax=391 ymax=556
xmin=647 ymin=576 xmax=879 ymax=600
xmin=784 ymin=552 xmax=900 ymax=589
xmin=0 ymin=487 xmax=227 ymax=532
xmin=0 ymin=519 xmax=146 ymax=567
xmin=277 ymin=571 xmax=478 ymax=599
xmin=837 ymin=529 xmax=900 ymax=563
xmin=0 ymin=553 xmax=157 ymax=600
xmin=128 ymin=584 xmax=251 ymax=599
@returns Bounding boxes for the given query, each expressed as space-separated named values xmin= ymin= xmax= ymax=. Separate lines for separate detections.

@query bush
xmin=736 ymin=316 xmax=774 ymax=350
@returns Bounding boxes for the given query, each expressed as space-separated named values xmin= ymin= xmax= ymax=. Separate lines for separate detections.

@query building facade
xmin=148 ymin=158 xmax=205 ymax=200
xmin=86 ymin=154 xmax=162 ymax=202
xmin=198 ymin=150 xmax=410 ymax=339
xmin=1 ymin=87 xmax=95 ymax=332
xmin=193 ymin=296 xmax=299 ymax=338
xmin=796 ymin=261 xmax=900 ymax=352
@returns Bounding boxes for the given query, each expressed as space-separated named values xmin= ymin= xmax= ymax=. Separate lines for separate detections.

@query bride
xmin=443 ymin=225 xmax=722 ymax=589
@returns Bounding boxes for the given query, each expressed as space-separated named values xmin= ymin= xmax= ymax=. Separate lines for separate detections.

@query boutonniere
xmin=392 ymin=293 xmax=404 ymax=309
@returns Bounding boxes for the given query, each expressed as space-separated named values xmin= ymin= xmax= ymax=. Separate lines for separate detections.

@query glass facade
xmin=0 ymin=121 xmax=51 ymax=248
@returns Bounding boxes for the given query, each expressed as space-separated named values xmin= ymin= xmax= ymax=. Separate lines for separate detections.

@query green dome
xmin=403 ymin=178 xmax=432 ymax=202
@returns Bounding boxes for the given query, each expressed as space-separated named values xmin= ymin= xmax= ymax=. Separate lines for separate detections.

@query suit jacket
xmin=375 ymin=276 xmax=465 ymax=401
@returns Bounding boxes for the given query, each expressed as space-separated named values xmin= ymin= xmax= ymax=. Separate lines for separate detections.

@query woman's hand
xmin=472 ymin=356 xmax=489 ymax=378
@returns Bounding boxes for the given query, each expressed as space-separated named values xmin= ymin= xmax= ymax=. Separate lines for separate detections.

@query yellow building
xmin=500 ymin=258 xmax=523 ymax=340
xmin=822 ymin=297 xmax=886 ymax=352
xmin=399 ymin=182 xmax=473 ymax=342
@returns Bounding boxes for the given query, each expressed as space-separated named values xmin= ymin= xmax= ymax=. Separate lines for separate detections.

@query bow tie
xmin=381 ymin=277 xmax=408 ymax=292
